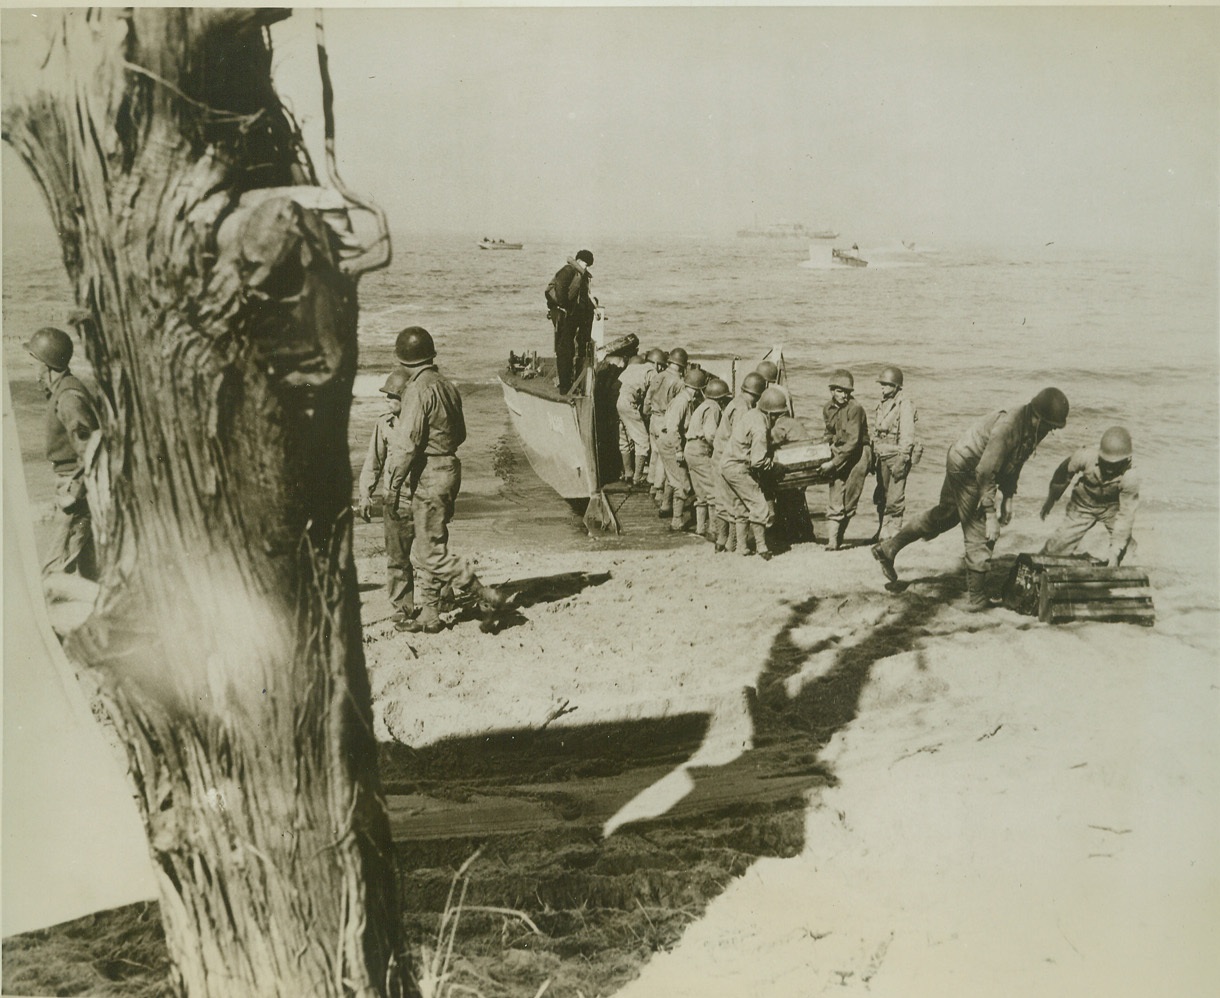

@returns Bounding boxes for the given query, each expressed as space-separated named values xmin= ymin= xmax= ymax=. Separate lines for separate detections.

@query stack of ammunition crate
xmin=768 ymin=442 xmax=833 ymax=491
xmin=1002 ymin=553 xmax=1154 ymax=626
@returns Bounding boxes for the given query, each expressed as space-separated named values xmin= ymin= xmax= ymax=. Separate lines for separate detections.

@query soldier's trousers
xmin=648 ymin=420 xmax=668 ymax=488
xmin=684 ymin=445 xmax=717 ymax=510
xmin=43 ymin=504 xmax=96 ymax=580
xmin=903 ymin=449 xmax=993 ymax=573
xmin=721 ymin=460 xmax=775 ymax=526
xmin=382 ymin=496 xmax=415 ymax=611
xmin=658 ymin=442 xmax=692 ymax=501
xmin=617 ymin=400 xmax=650 ymax=457
xmin=826 ymin=446 xmax=872 ymax=522
xmin=410 ymin=456 xmax=477 ymax=606
xmin=1042 ymin=501 xmax=1120 ymax=558
xmin=873 ymin=452 xmax=909 ymax=520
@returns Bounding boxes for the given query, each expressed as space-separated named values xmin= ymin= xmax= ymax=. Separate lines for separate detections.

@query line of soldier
xmin=612 ymin=347 xmax=1140 ymax=611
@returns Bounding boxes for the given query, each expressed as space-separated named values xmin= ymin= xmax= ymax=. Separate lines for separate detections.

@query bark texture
xmin=3 ymin=9 xmax=411 ymax=996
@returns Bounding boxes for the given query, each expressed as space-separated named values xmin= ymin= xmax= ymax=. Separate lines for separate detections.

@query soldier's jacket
xmin=722 ymin=407 xmax=771 ymax=470
xmin=387 ymin=366 xmax=466 ymax=492
xmin=46 ymin=373 xmax=98 ymax=476
xmin=359 ymin=410 xmax=397 ymax=500
xmin=616 ymin=362 xmax=652 ymax=411
xmin=686 ymin=398 xmax=723 ymax=454
xmin=1066 ymin=445 xmax=1140 ymax=540
xmin=646 ymin=367 xmax=683 ymax=416
xmin=951 ymin=406 xmax=1041 ymax=513
xmin=662 ymin=387 xmax=699 ymax=450
xmin=872 ymin=393 xmax=917 ymax=459
xmin=822 ymin=398 xmax=868 ymax=473
xmin=712 ymin=394 xmax=753 ymax=461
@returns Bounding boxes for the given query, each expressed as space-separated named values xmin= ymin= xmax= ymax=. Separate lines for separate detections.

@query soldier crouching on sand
xmin=385 ymin=326 xmax=504 ymax=634
xmin=1039 ymin=426 xmax=1139 ymax=566
xmin=872 ymin=387 xmax=1069 ymax=611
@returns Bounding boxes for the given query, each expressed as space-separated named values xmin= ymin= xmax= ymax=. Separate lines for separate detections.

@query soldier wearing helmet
xmin=615 ymin=353 xmax=654 ymax=485
xmin=754 ymin=359 xmax=791 ymax=413
xmin=711 ymin=372 xmax=767 ymax=552
xmin=545 ymin=249 xmax=596 ymax=393
xmin=386 ymin=326 xmax=503 ymax=633
xmin=1039 ymin=426 xmax=1139 ymax=566
xmin=25 ymin=324 xmax=100 ymax=579
xmin=720 ymin=385 xmax=788 ymax=560
xmin=820 ymin=370 xmax=872 ymax=551
xmin=658 ymin=366 xmax=709 ymax=531
xmin=644 ymin=346 xmax=689 ymax=513
xmin=685 ymin=377 xmax=731 ymax=542
xmin=871 ymin=365 xmax=919 ymax=541
xmin=358 ymin=367 xmax=416 ymax=622
xmin=872 ymin=386 xmax=1070 ymax=611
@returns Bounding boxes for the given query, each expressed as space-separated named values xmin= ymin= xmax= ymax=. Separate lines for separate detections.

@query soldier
xmin=819 ymin=370 xmax=871 ymax=551
xmin=645 ymin=347 xmax=688 ymax=514
xmin=25 ymin=326 xmax=99 ymax=580
xmin=385 ymin=327 xmax=503 ymax=633
xmin=1039 ymin=426 xmax=1139 ymax=566
xmin=659 ymin=366 xmax=708 ymax=531
xmin=685 ymin=377 xmax=731 ymax=542
xmin=711 ymin=371 xmax=766 ymax=552
xmin=721 ymin=386 xmax=788 ymax=560
xmin=755 ymin=359 xmax=791 ymax=411
xmin=357 ymin=368 xmax=415 ymax=623
xmin=872 ymin=387 xmax=1070 ymax=611
xmin=615 ymin=354 xmax=652 ymax=485
xmin=545 ymin=249 xmax=595 ymax=393
xmin=871 ymin=365 xmax=918 ymax=541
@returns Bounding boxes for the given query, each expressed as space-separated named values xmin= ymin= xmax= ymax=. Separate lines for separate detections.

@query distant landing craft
xmin=479 ymin=237 xmax=523 ymax=250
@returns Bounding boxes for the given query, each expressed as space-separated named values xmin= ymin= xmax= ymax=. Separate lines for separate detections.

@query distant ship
xmin=736 ymin=221 xmax=837 ymax=240
xmin=831 ymin=246 xmax=868 ymax=268
xmin=478 ymin=238 xmax=523 ymax=250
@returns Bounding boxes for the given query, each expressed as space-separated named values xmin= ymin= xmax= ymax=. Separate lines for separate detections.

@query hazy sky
xmin=3 ymin=6 xmax=1217 ymax=252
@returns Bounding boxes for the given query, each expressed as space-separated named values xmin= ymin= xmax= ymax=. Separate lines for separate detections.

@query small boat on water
xmin=831 ymin=246 xmax=868 ymax=268
xmin=500 ymin=312 xmax=780 ymax=533
xmin=479 ymin=238 xmax=523 ymax=250
xmin=811 ymin=229 xmax=840 ymax=240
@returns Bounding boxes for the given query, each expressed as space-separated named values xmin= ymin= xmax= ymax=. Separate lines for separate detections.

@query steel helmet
xmin=755 ymin=360 xmax=779 ymax=383
xmin=25 ymin=326 xmax=73 ymax=371
xmin=877 ymin=366 xmax=904 ymax=388
xmin=703 ymin=377 xmax=731 ymax=400
xmin=684 ymin=366 xmax=709 ymax=390
xmin=829 ymin=369 xmax=855 ymax=392
xmin=379 ymin=368 xmax=410 ymax=398
xmin=575 ymin=249 xmax=594 ymax=266
xmin=1030 ymin=387 xmax=1069 ymax=428
xmin=667 ymin=347 xmax=689 ymax=368
xmin=645 ymin=347 xmax=666 ymax=365
xmin=1098 ymin=426 xmax=1133 ymax=463
xmin=395 ymin=326 xmax=435 ymax=366
xmin=741 ymin=372 xmax=767 ymax=398
xmin=758 ymin=386 xmax=789 ymax=414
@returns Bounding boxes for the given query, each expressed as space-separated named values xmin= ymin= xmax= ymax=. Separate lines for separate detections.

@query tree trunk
xmin=3 ymin=9 xmax=412 ymax=996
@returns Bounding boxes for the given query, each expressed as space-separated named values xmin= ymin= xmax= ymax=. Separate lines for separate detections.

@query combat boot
xmin=735 ymin=520 xmax=753 ymax=556
xmin=723 ymin=517 xmax=737 ymax=553
xmin=620 ymin=449 xmax=634 ymax=482
xmin=633 ymin=453 xmax=648 ymax=486
xmin=713 ymin=517 xmax=728 ymax=553
xmin=391 ymin=593 xmax=416 ymax=624
xmin=826 ymin=518 xmax=848 ymax=551
xmin=963 ymin=570 xmax=995 ymax=612
xmin=695 ymin=505 xmax=709 ymax=539
xmin=871 ymin=519 xmax=925 ymax=584
xmin=397 ymin=603 xmax=443 ymax=633
xmin=658 ymin=485 xmax=674 ymax=518
xmin=751 ymin=522 xmax=772 ymax=561
xmin=670 ymin=495 xmax=689 ymax=531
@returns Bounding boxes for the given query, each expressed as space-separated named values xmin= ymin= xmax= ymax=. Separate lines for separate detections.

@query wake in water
xmin=798 ymin=242 xmax=931 ymax=270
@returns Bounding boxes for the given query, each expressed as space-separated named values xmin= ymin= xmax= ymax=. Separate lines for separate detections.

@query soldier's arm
xmin=56 ymin=391 xmax=98 ymax=460
xmin=974 ymin=410 xmax=1023 ymax=512
xmin=898 ymin=399 xmax=917 ymax=459
xmin=1040 ymin=455 xmax=1075 ymax=519
xmin=357 ymin=420 xmax=385 ymax=503
xmin=827 ymin=406 xmax=864 ymax=471
xmin=386 ymin=394 xmax=424 ymax=494
xmin=1109 ymin=471 xmax=1140 ymax=563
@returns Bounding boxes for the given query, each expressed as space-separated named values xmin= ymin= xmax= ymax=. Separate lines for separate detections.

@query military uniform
xmin=386 ymin=365 xmax=473 ymax=617
xmin=872 ymin=392 xmax=917 ymax=538
xmin=43 ymin=372 xmax=99 ymax=579
xmin=684 ymin=397 xmax=722 ymax=522
xmin=659 ymin=387 xmax=697 ymax=513
xmin=615 ymin=361 xmax=652 ymax=479
xmin=546 ymin=259 xmax=594 ymax=393
xmin=1042 ymin=446 xmax=1139 ymax=563
xmin=711 ymin=392 xmax=753 ymax=537
xmin=822 ymin=397 xmax=871 ymax=529
xmin=721 ymin=407 xmax=774 ymax=529
xmin=645 ymin=366 xmax=684 ymax=500
xmin=359 ymin=409 xmax=414 ymax=615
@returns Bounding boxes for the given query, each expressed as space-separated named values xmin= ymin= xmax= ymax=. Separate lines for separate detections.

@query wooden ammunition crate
xmin=1001 ymin=553 xmax=1154 ymax=626
xmin=769 ymin=442 xmax=833 ymax=490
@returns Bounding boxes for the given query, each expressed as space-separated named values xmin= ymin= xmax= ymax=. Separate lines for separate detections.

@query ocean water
xmin=5 ymin=233 xmax=1218 ymax=542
